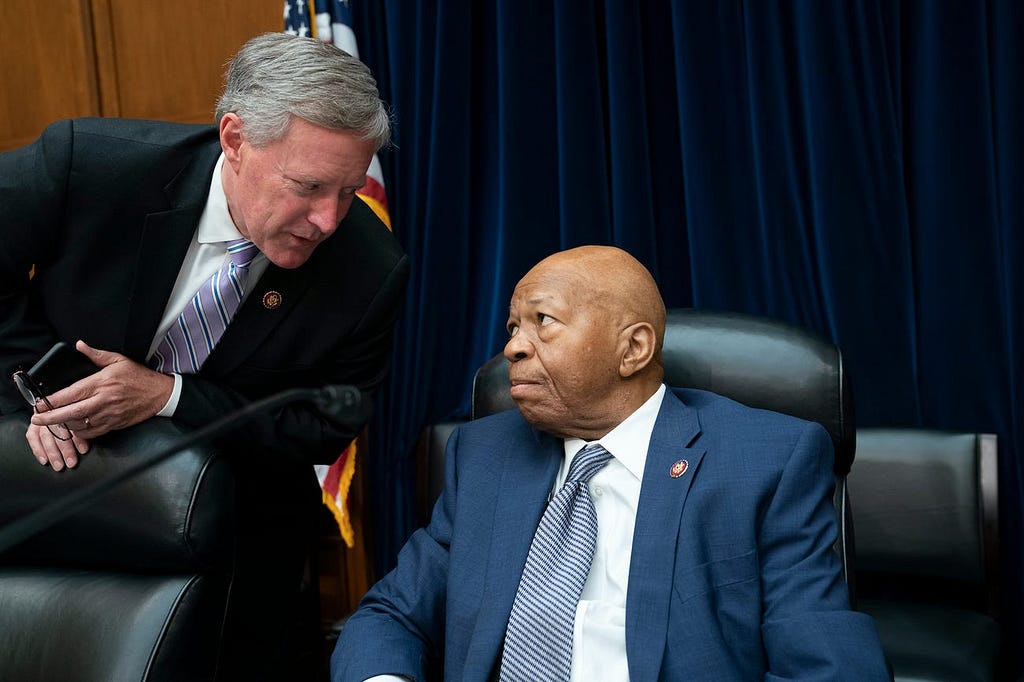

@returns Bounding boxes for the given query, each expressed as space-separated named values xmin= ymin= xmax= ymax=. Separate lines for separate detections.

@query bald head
xmin=531 ymin=245 xmax=667 ymax=347
xmin=503 ymin=245 xmax=666 ymax=440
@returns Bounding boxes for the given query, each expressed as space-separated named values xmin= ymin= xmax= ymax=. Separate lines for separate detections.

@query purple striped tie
xmin=150 ymin=239 xmax=260 ymax=374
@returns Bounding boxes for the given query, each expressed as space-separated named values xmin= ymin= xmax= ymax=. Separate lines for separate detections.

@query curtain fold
xmin=352 ymin=1 xmax=1022 ymax=670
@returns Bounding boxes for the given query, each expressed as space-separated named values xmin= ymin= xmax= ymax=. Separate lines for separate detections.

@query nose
xmin=308 ymin=195 xmax=349 ymax=235
xmin=503 ymin=332 xmax=532 ymax=362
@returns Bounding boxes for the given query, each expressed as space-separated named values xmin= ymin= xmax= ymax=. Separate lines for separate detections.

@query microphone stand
xmin=0 ymin=384 xmax=363 ymax=554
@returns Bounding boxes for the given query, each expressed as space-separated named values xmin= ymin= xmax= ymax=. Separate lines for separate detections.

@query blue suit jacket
xmin=333 ymin=388 xmax=889 ymax=681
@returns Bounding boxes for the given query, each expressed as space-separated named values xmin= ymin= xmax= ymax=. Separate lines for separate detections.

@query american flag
xmin=283 ymin=0 xmax=312 ymax=38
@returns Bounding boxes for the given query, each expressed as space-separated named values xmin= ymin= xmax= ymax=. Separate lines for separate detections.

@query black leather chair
xmin=0 ymin=414 xmax=235 ymax=681
xmin=849 ymin=428 xmax=1003 ymax=682
xmin=416 ymin=421 xmax=459 ymax=526
xmin=468 ymin=307 xmax=859 ymax=598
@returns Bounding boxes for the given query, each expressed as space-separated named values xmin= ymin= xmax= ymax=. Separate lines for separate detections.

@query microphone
xmin=0 ymin=384 xmax=366 ymax=554
xmin=314 ymin=383 xmax=362 ymax=418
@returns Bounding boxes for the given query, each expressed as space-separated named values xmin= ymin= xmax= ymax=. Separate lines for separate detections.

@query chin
xmin=514 ymin=403 xmax=558 ymax=434
xmin=267 ymin=249 xmax=313 ymax=270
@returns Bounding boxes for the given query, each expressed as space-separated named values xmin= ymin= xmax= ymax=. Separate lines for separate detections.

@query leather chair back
xmin=471 ymin=308 xmax=858 ymax=595
xmin=849 ymin=428 xmax=1002 ymax=681
xmin=0 ymin=415 xmax=235 ymax=682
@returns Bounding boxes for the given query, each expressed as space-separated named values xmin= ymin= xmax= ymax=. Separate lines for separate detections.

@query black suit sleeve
xmin=174 ymin=251 xmax=410 ymax=464
xmin=0 ymin=121 xmax=74 ymax=414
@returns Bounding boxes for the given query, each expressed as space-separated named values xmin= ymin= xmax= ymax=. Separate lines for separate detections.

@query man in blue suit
xmin=332 ymin=245 xmax=889 ymax=681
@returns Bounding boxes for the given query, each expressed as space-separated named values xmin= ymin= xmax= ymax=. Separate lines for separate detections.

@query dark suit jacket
xmin=332 ymin=388 xmax=890 ymax=681
xmin=0 ymin=117 xmax=409 ymax=465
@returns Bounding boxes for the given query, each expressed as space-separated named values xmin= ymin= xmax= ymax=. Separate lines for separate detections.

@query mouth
xmin=509 ymin=378 xmax=542 ymax=399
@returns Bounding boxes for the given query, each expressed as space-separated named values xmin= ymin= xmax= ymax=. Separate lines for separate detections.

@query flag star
xmin=283 ymin=0 xmax=290 ymax=21
xmin=285 ymin=27 xmax=298 ymax=36
xmin=296 ymin=0 xmax=305 ymax=16
xmin=298 ymin=21 xmax=309 ymax=37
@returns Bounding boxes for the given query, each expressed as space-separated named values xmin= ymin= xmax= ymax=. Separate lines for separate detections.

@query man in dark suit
xmin=0 ymin=33 xmax=408 ymax=678
xmin=331 ymin=246 xmax=888 ymax=681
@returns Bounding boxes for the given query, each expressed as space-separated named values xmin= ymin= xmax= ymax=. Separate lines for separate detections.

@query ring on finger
xmin=83 ymin=416 xmax=92 ymax=429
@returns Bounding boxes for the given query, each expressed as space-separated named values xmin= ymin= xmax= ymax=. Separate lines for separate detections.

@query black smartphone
xmin=26 ymin=341 xmax=99 ymax=396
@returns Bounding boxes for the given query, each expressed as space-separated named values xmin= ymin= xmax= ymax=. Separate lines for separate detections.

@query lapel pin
xmin=669 ymin=459 xmax=689 ymax=478
xmin=262 ymin=290 xmax=282 ymax=309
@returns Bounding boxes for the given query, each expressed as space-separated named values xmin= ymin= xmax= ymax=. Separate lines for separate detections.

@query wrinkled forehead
xmin=509 ymin=263 xmax=601 ymax=311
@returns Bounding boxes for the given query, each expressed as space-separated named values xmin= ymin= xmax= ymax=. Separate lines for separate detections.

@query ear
xmin=618 ymin=322 xmax=657 ymax=378
xmin=219 ymin=113 xmax=245 ymax=168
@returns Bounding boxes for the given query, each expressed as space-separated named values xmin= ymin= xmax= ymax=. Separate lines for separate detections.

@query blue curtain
xmin=352 ymin=1 xmax=1023 ymax=669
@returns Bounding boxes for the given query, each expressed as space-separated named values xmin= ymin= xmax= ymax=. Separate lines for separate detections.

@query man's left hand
xmin=29 ymin=340 xmax=174 ymax=440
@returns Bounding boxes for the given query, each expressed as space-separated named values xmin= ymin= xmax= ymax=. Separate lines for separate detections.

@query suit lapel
xmin=201 ymin=263 xmax=315 ymax=376
xmin=123 ymin=143 xmax=221 ymax=361
xmin=625 ymin=390 xmax=706 ymax=682
xmin=462 ymin=429 xmax=562 ymax=679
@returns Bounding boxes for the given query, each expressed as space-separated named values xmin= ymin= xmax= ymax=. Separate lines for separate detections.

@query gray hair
xmin=215 ymin=32 xmax=391 ymax=149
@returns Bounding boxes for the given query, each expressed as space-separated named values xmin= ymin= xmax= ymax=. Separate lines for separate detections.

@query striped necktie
xmin=150 ymin=239 xmax=259 ymax=374
xmin=499 ymin=443 xmax=614 ymax=682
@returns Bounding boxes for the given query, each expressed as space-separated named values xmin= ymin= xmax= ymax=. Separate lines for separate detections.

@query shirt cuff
xmin=154 ymin=373 xmax=183 ymax=417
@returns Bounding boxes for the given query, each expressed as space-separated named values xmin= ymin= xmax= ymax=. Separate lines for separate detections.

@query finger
xmin=75 ymin=340 xmax=124 ymax=368
xmin=51 ymin=431 xmax=80 ymax=469
xmin=70 ymin=414 xmax=101 ymax=439
xmin=31 ymin=396 xmax=99 ymax=428
xmin=72 ymin=432 xmax=91 ymax=455
xmin=34 ymin=425 xmax=69 ymax=471
xmin=42 ymin=373 xmax=99 ymax=409
xmin=31 ymin=404 xmax=79 ymax=427
xmin=25 ymin=424 xmax=50 ymax=466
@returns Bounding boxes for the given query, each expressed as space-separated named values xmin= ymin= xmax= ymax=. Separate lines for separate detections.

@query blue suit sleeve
xmin=330 ymin=426 xmax=460 ymax=682
xmin=759 ymin=422 xmax=890 ymax=680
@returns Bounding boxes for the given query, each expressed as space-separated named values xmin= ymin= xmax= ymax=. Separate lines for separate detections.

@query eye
xmin=539 ymin=313 xmax=554 ymax=326
xmin=292 ymin=179 xmax=320 ymax=195
xmin=507 ymin=322 xmax=519 ymax=337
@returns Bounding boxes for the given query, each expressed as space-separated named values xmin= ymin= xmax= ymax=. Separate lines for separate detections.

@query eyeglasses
xmin=12 ymin=370 xmax=73 ymax=441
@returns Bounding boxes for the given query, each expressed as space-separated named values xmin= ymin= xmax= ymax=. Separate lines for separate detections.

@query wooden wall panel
xmin=0 ymin=0 xmax=281 ymax=152
xmin=0 ymin=1 xmax=100 ymax=151
xmin=102 ymin=0 xmax=281 ymax=124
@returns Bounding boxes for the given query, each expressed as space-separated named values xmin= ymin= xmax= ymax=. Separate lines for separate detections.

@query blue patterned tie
xmin=150 ymin=239 xmax=260 ymax=374
xmin=499 ymin=444 xmax=614 ymax=682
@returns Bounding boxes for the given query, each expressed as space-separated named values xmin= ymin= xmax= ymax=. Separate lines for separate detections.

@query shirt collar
xmin=197 ymin=154 xmax=245 ymax=244
xmin=563 ymin=384 xmax=667 ymax=483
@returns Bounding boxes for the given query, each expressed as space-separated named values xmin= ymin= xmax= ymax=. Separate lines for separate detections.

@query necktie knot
xmin=226 ymin=239 xmax=259 ymax=268
xmin=565 ymin=444 xmax=613 ymax=485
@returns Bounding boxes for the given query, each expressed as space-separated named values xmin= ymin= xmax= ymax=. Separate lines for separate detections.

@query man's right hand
xmin=25 ymin=421 xmax=90 ymax=471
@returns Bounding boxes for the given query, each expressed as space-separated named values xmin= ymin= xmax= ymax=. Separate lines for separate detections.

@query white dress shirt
xmin=364 ymin=384 xmax=666 ymax=682
xmin=559 ymin=383 xmax=663 ymax=682
xmin=147 ymin=154 xmax=268 ymax=416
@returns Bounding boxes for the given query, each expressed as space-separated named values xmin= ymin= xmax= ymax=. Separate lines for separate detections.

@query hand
xmin=25 ymin=420 xmax=90 ymax=471
xmin=29 ymin=340 xmax=174 ymax=442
